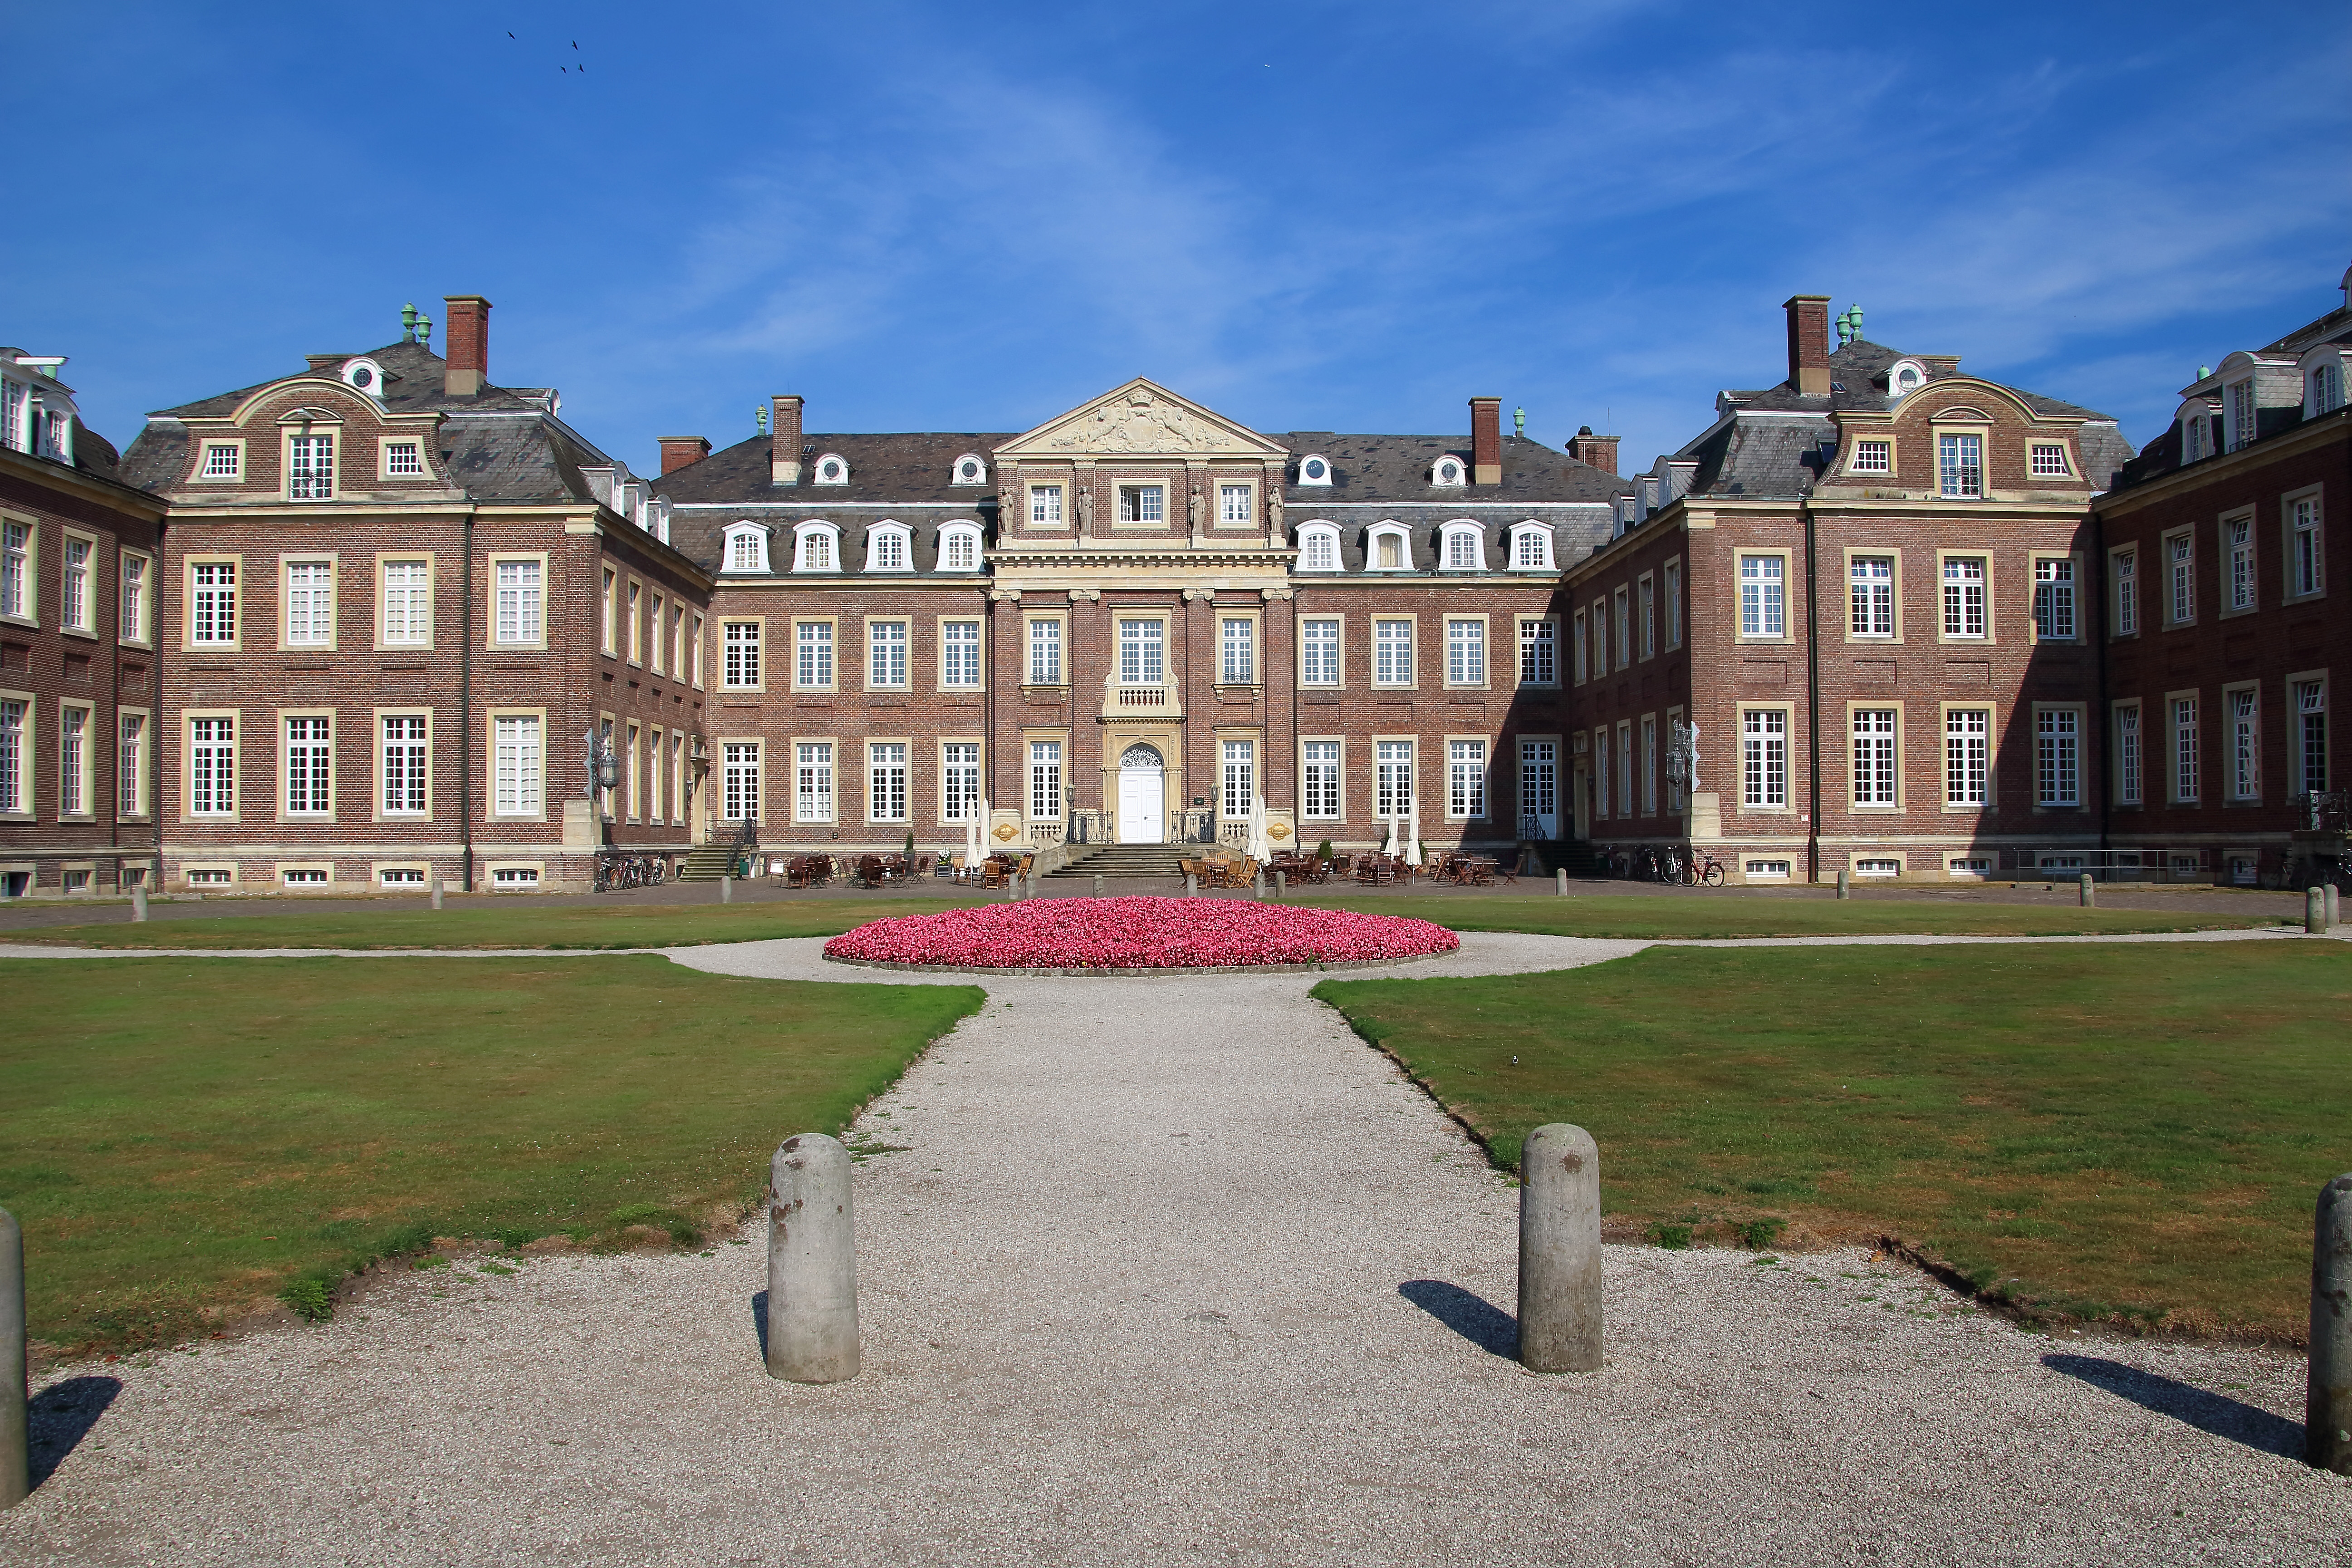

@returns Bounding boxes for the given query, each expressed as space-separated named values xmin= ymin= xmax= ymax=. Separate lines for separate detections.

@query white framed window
xmin=1117 ymin=618 xmax=1164 ymax=685
xmin=284 ymin=559 xmax=334 ymax=647
xmin=648 ymin=593 xmax=665 ymax=674
xmin=941 ymin=619 xmax=982 ymax=687
xmin=191 ymin=559 xmax=236 ymax=645
xmin=1616 ymin=720 xmax=1633 ymax=818
xmin=200 ymin=441 xmax=241 ymax=479
xmin=2036 ymin=709 xmax=2080 ymax=807
xmin=725 ymin=741 xmax=764 ymax=822
xmin=794 ymin=742 xmax=833 ymax=823
xmin=1850 ymin=555 xmax=1894 ymax=638
xmin=1445 ymin=617 xmax=1485 ymax=686
xmin=1642 ymin=717 xmax=1659 ymax=815
xmin=1511 ymin=524 xmax=1551 ymax=570
xmin=1220 ymin=739 xmax=1254 ymax=818
xmin=1297 ymin=454 xmax=1333 ymax=485
xmin=1741 ymin=709 xmax=1788 ymax=808
xmin=1946 ymin=708 xmax=1989 ymax=807
xmin=794 ymin=523 xmax=840 ymax=572
xmin=1026 ymin=618 xmax=1062 ymax=685
xmin=1941 ymin=557 xmax=1986 ymax=639
xmin=493 ymin=714 xmax=542 ymax=816
xmin=1218 ymin=483 xmax=1253 ymax=526
xmin=951 ymin=454 xmax=987 ymax=486
xmin=1854 ymin=858 xmax=1901 ymax=879
xmin=1519 ymin=617 xmax=1557 ymax=686
xmin=0 ymin=696 xmax=24 ymax=813
xmin=1431 ymin=456 xmax=1465 ymax=487
xmin=1298 ymin=524 xmax=1340 ymax=572
xmin=284 ymin=715 xmax=332 ymax=815
xmin=2310 ymin=361 xmax=2345 ymax=417
xmin=1220 ymin=617 xmax=1255 ymax=684
xmin=868 ymin=619 xmax=907 ymax=688
xmin=0 ymin=519 xmax=25 ymax=621
xmin=382 ymin=440 xmax=422 ymax=477
xmin=2167 ymin=531 xmax=2195 ymax=624
xmin=493 ymin=559 xmax=542 ymax=645
xmin=1849 ymin=439 xmax=1891 ymax=474
xmin=2227 ymin=378 xmax=2256 ymax=451
xmin=1520 ymin=739 xmax=1557 ymax=831
xmin=792 ymin=621 xmax=830 ymax=689
xmin=380 ymin=559 xmax=429 ymax=646
xmin=940 ymin=523 xmax=981 ymax=571
xmin=865 ymin=524 xmax=911 ymax=572
xmin=490 ymin=866 xmax=540 ymax=888
xmin=1739 ymin=555 xmax=1784 ymax=637
xmin=600 ymin=567 xmax=616 ymax=653
xmin=869 ymin=742 xmax=907 ymax=822
xmin=1369 ymin=525 xmax=1410 ymax=571
xmin=189 ymin=715 xmax=236 ymax=816
xmin=2029 ymin=442 xmax=2072 ymax=478
xmin=1638 ymin=577 xmax=1657 ymax=659
xmin=1745 ymin=859 xmax=1792 ymax=881
xmin=1592 ymin=727 xmax=1608 ymax=819
xmin=2228 ymin=688 xmax=2259 ymax=801
xmin=1571 ymin=610 xmax=1588 ymax=683
xmin=1936 ymin=432 xmax=1982 ymax=498
xmin=1447 ymin=739 xmax=1487 ymax=819
xmin=2171 ymin=695 xmax=2200 ymax=803
xmin=287 ymin=431 xmax=335 ymax=500
xmin=382 ymin=715 xmax=427 ymax=815
xmin=1441 ymin=524 xmax=1485 ymax=570
xmin=1613 ymin=587 xmax=1631 ymax=667
xmin=117 ymin=711 xmax=146 ymax=817
xmin=722 ymin=621 xmax=764 ymax=689
xmin=725 ymin=524 xmax=769 ymax=573
xmin=2113 ymin=702 xmax=2142 ymax=806
xmin=1029 ymin=740 xmax=1063 ymax=820
xmin=2296 ymin=680 xmax=2328 ymax=796
xmin=1374 ymin=618 xmax=1414 ymax=686
xmin=1852 ymin=708 xmax=1897 ymax=806
xmin=1029 ymin=485 xmax=1064 ymax=526
xmin=2112 ymin=548 xmax=2138 ymax=636
xmin=1301 ymin=617 xmax=1339 ymax=685
xmin=58 ymin=703 xmax=89 ymax=816
xmin=943 ymin=742 xmax=980 ymax=822
xmin=2227 ymin=518 xmax=2255 ymax=611
xmin=2033 ymin=558 xmax=2078 ymax=640
xmin=61 ymin=535 xmax=91 ymax=632
xmin=2182 ymin=408 xmax=2209 ymax=464
xmin=1302 ymin=740 xmax=1340 ymax=821
xmin=2290 ymin=495 xmax=2323 ymax=598
xmin=1375 ymin=740 xmax=1413 ymax=817
xmin=1116 ymin=484 xmax=1164 ymax=524
xmin=813 ymin=454 xmax=848 ymax=485
xmin=691 ymin=612 xmax=705 ymax=687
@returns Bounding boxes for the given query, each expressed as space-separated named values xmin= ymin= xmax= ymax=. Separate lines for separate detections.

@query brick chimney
xmin=1784 ymin=294 xmax=1832 ymax=396
xmin=1569 ymin=425 xmax=1620 ymax=475
xmin=442 ymin=294 xmax=492 ymax=398
xmin=770 ymin=394 xmax=804 ymax=485
xmin=1470 ymin=397 xmax=1502 ymax=485
xmin=658 ymin=436 xmax=710 ymax=475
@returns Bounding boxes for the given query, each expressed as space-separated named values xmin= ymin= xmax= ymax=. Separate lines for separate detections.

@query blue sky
xmin=7 ymin=1 xmax=2347 ymax=479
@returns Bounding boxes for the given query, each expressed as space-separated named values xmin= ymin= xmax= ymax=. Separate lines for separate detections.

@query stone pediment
xmin=995 ymin=379 xmax=1289 ymax=462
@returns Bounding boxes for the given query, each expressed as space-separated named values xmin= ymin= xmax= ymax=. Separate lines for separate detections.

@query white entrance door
xmin=1117 ymin=743 xmax=1166 ymax=843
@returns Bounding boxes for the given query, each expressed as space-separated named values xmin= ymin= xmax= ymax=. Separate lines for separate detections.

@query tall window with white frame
xmin=2113 ymin=704 xmax=2141 ymax=806
xmin=2227 ymin=519 xmax=2255 ymax=611
xmin=118 ymin=712 xmax=145 ymax=817
xmin=1220 ymin=617 xmax=1255 ymax=684
xmin=1852 ymin=709 xmax=1897 ymax=806
xmin=870 ymin=529 xmax=905 ymax=571
xmin=382 ymin=715 xmax=426 ymax=815
xmin=2112 ymin=549 xmax=2137 ymax=636
xmin=943 ymin=528 xmax=978 ymax=572
xmin=1030 ymin=485 xmax=1063 ymax=527
xmin=2168 ymin=534 xmax=2194 ymax=624
xmin=1937 ymin=432 xmax=1982 ymax=498
xmin=1445 ymin=529 xmax=1479 ymax=570
xmin=1302 ymin=740 xmax=1340 ymax=821
xmin=1300 ymin=529 xmax=1338 ymax=572
xmin=794 ymin=622 xmax=830 ymax=689
xmin=1592 ymin=729 xmax=1609 ymax=819
xmin=1615 ymin=722 xmax=1633 ymax=818
xmin=1850 ymin=556 xmax=1894 ymax=637
xmin=2036 ymin=710 xmax=2080 ymax=807
xmin=0 ymin=521 xmax=25 ymax=620
xmin=59 ymin=706 xmax=87 ymax=815
xmin=287 ymin=430 xmax=334 ymax=500
xmin=1946 ymin=708 xmax=1989 ymax=807
xmin=191 ymin=561 xmax=236 ymax=644
xmin=1118 ymin=618 xmax=1163 ymax=686
xmin=2229 ymin=690 xmax=2259 ymax=802
xmin=1375 ymin=740 xmax=1412 ymax=819
xmin=1638 ymin=579 xmax=1656 ymax=657
xmin=2297 ymin=681 xmax=2328 ymax=797
xmin=794 ymin=743 xmax=831 ymax=822
xmin=1219 ymin=483 xmax=1252 ymax=527
xmin=1942 ymin=557 xmax=1986 ymax=638
xmin=0 ymin=696 xmax=24 ymax=813
xmin=942 ymin=620 xmax=982 ymax=688
xmin=1027 ymin=618 xmax=1061 ymax=685
xmin=868 ymin=620 xmax=907 ymax=688
xmin=1029 ymin=740 xmax=1062 ymax=820
xmin=1519 ymin=618 xmax=1555 ymax=685
xmin=495 ymin=560 xmax=541 ymax=645
xmin=2292 ymin=496 xmax=2324 ymax=598
xmin=725 ymin=742 xmax=762 ymax=822
xmin=493 ymin=715 xmax=539 ymax=816
xmin=1221 ymin=739 xmax=1254 ymax=818
xmin=190 ymin=716 xmax=235 ymax=815
xmin=943 ymin=742 xmax=979 ymax=822
xmin=2034 ymin=558 xmax=2077 ymax=640
xmin=2172 ymin=696 xmax=2199 ymax=803
xmin=2229 ymin=379 xmax=2255 ymax=451
xmin=1301 ymin=617 xmax=1338 ymax=686
xmin=726 ymin=622 xmax=765 ymax=689
xmin=1515 ymin=529 xmax=1549 ymax=569
xmin=1639 ymin=718 xmax=1656 ymax=816
xmin=1739 ymin=555 xmax=1784 ymax=637
xmin=1571 ymin=610 xmax=1587 ymax=683
xmin=1445 ymin=618 xmax=1484 ymax=685
xmin=870 ymin=743 xmax=906 ymax=823
xmin=62 ymin=538 xmax=90 ymax=632
xmin=1374 ymin=618 xmax=1413 ymax=686
xmin=381 ymin=559 xmax=429 ymax=646
xmin=1741 ymin=710 xmax=1787 ymax=808
xmin=1448 ymin=739 xmax=1486 ymax=819
xmin=1612 ymin=588 xmax=1630 ymax=666
xmin=285 ymin=560 xmax=333 ymax=647
xmin=284 ymin=716 xmax=331 ymax=814
xmin=1664 ymin=559 xmax=1683 ymax=648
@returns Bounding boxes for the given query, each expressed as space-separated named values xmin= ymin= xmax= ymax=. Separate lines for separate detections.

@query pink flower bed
xmin=823 ymin=896 xmax=1459 ymax=971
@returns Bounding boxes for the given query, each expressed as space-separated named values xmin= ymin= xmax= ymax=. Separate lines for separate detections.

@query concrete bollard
xmin=765 ymin=1135 xmax=858 ymax=1384
xmin=1093 ymin=874 xmax=1104 ymax=898
xmin=2307 ymin=1173 xmax=2352 ymax=1473
xmin=131 ymin=886 xmax=147 ymax=922
xmin=2080 ymin=872 xmax=2096 ymax=908
xmin=430 ymin=882 xmax=443 ymax=911
xmin=1252 ymin=871 xmax=1265 ymax=900
xmin=1275 ymin=870 xmax=1287 ymax=899
xmin=1555 ymin=867 xmax=1568 ymax=897
xmin=721 ymin=874 xmax=733 ymax=904
xmin=2329 ymin=885 xmax=2342 ymax=929
xmin=1 ymin=1207 xmax=25 ymax=1510
xmin=2310 ymin=887 xmax=2328 ymax=935
xmin=1518 ymin=1123 xmax=1603 ymax=1373
xmin=1185 ymin=872 xmax=1197 ymax=898
xmin=1836 ymin=869 xmax=1850 ymax=900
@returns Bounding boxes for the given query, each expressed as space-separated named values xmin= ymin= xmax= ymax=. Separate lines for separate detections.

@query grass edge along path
xmin=1313 ymin=941 xmax=2352 ymax=1343
xmin=0 ymin=955 xmax=983 ymax=1356
xmin=1300 ymin=892 xmax=2288 ymax=941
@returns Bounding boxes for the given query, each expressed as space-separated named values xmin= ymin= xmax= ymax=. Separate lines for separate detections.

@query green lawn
xmin=1315 ymin=941 xmax=2352 ymax=1338
xmin=0 ymin=957 xmax=981 ymax=1353
xmin=7 ymin=897 xmax=972 ymax=950
xmin=1301 ymin=893 xmax=2286 ymax=940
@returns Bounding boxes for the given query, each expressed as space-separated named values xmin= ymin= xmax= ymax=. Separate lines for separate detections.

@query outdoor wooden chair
xmin=980 ymin=856 xmax=1015 ymax=890
xmin=856 ymin=856 xmax=887 ymax=888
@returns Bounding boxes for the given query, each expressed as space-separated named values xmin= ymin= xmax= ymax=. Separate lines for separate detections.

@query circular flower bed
xmin=822 ymin=896 xmax=1459 ymax=974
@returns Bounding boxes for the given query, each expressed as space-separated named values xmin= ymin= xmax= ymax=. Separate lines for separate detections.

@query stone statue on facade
xmin=1076 ymin=486 xmax=1093 ymax=531
xmin=1188 ymin=485 xmax=1206 ymax=530
xmin=1266 ymin=488 xmax=1283 ymax=533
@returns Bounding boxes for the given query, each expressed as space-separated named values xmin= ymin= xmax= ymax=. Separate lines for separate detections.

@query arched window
xmin=1440 ymin=521 xmax=1485 ymax=571
xmin=1297 ymin=523 xmax=1341 ymax=573
xmin=950 ymin=453 xmax=987 ymax=486
xmin=1509 ymin=523 xmax=1552 ymax=571
xmin=2305 ymin=349 xmax=2347 ymax=418
xmin=812 ymin=453 xmax=849 ymax=485
xmin=723 ymin=523 xmax=769 ymax=573
xmin=1296 ymin=453 xmax=1333 ymax=486
xmin=793 ymin=521 xmax=841 ymax=573
xmin=938 ymin=522 xmax=982 ymax=572
xmin=1888 ymin=360 xmax=1926 ymax=398
xmin=865 ymin=521 xmax=913 ymax=572
xmin=1431 ymin=455 xmax=1466 ymax=487
xmin=1367 ymin=523 xmax=1411 ymax=571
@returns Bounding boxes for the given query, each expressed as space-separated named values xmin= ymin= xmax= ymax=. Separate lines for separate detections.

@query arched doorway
xmin=1117 ymin=742 xmax=1166 ymax=844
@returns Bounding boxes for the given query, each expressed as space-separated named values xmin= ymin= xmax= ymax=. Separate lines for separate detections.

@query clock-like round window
xmin=1302 ymin=457 xmax=1326 ymax=480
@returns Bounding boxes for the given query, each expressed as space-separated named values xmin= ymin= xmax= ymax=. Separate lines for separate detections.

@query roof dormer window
xmin=723 ymin=523 xmax=770 ymax=573
xmin=2306 ymin=354 xmax=2345 ymax=418
xmin=1431 ymin=455 xmax=1466 ymax=487
xmin=1296 ymin=522 xmax=1341 ymax=573
xmin=793 ymin=520 xmax=841 ymax=573
xmin=1888 ymin=360 xmax=1926 ymax=398
xmin=939 ymin=521 xmax=982 ymax=572
xmin=813 ymin=453 xmax=849 ymax=485
xmin=1368 ymin=522 xmax=1411 ymax=571
xmin=2225 ymin=378 xmax=2256 ymax=452
xmin=1297 ymin=454 xmax=1332 ymax=485
xmin=865 ymin=521 xmax=914 ymax=572
xmin=1440 ymin=521 xmax=1486 ymax=571
xmin=1509 ymin=522 xmax=1553 ymax=571
xmin=340 ymin=358 xmax=386 ymax=397
xmin=951 ymin=454 xmax=987 ymax=486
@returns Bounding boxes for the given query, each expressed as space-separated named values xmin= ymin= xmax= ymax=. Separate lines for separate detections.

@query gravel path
xmin=5 ymin=932 xmax=2348 ymax=1565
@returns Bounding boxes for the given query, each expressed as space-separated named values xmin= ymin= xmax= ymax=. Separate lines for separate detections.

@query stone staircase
xmin=1046 ymin=843 xmax=1192 ymax=880
xmin=676 ymin=843 xmax=747 ymax=882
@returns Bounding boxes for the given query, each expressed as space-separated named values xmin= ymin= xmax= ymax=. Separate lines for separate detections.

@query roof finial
xmin=1513 ymin=406 xmax=1525 ymax=439
xmin=755 ymin=403 xmax=769 ymax=435
xmin=416 ymin=313 xmax=432 ymax=349
xmin=400 ymin=302 xmax=420 ymax=343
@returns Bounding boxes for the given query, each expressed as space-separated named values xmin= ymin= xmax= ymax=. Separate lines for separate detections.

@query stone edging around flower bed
xmin=820 ymin=952 xmax=1432 ymax=978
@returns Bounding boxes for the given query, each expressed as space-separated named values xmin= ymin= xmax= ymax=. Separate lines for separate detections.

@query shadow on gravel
xmin=30 ymin=1375 xmax=123 ymax=1488
xmin=2043 ymin=1354 xmax=2303 ymax=1458
xmin=752 ymin=1290 xmax=769 ymax=1362
xmin=1399 ymin=1280 xmax=1518 ymax=1358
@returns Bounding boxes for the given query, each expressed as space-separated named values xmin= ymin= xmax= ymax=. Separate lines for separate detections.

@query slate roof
xmin=653 ymin=431 xmax=1012 ymax=507
xmin=147 ymin=340 xmax=550 ymax=419
xmin=1275 ymin=433 xmax=1621 ymax=504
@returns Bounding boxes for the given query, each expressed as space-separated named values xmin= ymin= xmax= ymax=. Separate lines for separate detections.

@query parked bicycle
xmin=1679 ymin=850 xmax=1726 ymax=887
xmin=594 ymin=850 xmax=669 ymax=893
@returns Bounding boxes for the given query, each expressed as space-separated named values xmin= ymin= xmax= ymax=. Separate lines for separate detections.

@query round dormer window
xmin=340 ymin=357 xmax=385 ymax=396
xmin=349 ymin=365 xmax=374 ymax=391
xmin=1303 ymin=457 xmax=1327 ymax=481
xmin=956 ymin=458 xmax=983 ymax=483
xmin=815 ymin=455 xmax=848 ymax=485
xmin=1433 ymin=457 xmax=1465 ymax=486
